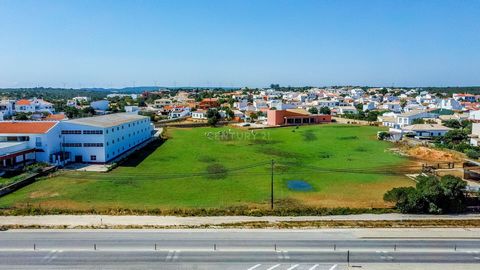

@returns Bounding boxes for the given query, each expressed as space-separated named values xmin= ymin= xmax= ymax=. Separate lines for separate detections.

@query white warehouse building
xmin=60 ymin=113 xmax=153 ymax=163
xmin=0 ymin=113 xmax=154 ymax=169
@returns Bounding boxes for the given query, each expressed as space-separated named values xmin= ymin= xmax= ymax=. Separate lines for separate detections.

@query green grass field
xmin=0 ymin=124 xmax=413 ymax=211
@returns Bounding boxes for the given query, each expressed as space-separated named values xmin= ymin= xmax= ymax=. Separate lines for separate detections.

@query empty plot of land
xmin=0 ymin=125 xmax=414 ymax=211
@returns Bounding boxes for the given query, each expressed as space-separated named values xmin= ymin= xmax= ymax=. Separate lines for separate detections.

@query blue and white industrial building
xmin=0 ymin=113 xmax=154 ymax=169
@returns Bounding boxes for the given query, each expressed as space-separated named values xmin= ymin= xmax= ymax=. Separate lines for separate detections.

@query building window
xmin=35 ymin=137 xmax=42 ymax=147
xmin=61 ymin=130 xmax=82 ymax=134
xmin=83 ymin=130 xmax=103 ymax=135
xmin=83 ymin=143 xmax=104 ymax=147
xmin=90 ymin=155 xmax=96 ymax=161
xmin=62 ymin=143 xmax=82 ymax=147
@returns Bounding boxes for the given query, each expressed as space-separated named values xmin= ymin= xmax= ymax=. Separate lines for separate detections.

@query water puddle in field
xmin=287 ymin=180 xmax=313 ymax=191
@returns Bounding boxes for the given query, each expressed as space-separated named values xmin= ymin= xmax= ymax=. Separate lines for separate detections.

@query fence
xmin=0 ymin=166 xmax=56 ymax=197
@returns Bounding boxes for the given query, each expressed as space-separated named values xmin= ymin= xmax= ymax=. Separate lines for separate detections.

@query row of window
xmin=105 ymin=120 xmax=149 ymax=134
xmin=62 ymin=143 xmax=104 ymax=147
xmin=107 ymin=129 xmax=149 ymax=145
xmin=61 ymin=130 xmax=103 ymax=135
xmin=83 ymin=130 xmax=103 ymax=134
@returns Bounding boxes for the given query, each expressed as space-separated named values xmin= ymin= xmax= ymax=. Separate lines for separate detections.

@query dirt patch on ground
xmin=407 ymin=146 xmax=463 ymax=162
xmin=29 ymin=191 xmax=59 ymax=199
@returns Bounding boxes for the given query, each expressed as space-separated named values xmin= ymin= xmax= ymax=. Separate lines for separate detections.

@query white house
xmin=378 ymin=112 xmax=398 ymax=128
xmin=192 ymin=109 xmax=207 ymax=119
xmin=125 ymin=106 xmax=140 ymax=113
xmin=0 ymin=121 xmax=62 ymax=168
xmin=14 ymin=99 xmax=36 ymax=113
xmin=470 ymin=123 xmax=480 ymax=146
xmin=315 ymin=99 xmax=339 ymax=109
xmin=382 ymin=102 xmax=402 ymax=113
xmin=233 ymin=100 xmax=249 ymax=111
xmin=336 ymin=106 xmax=357 ymax=115
xmin=31 ymin=98 xmax=55 ymax=113
xmin=469 ymin=110 xmax=480 ymax=122
xmin=439 ymin=98 xmax=462 ymax=111
xmin=350 ymin=88 xmax=365 ymax=99
xmin=389 ymin=124 xmax=451 ymax=141
xmin=168 ymin=107 xmax=191 ymax=119
xmin=0 ymin=100 xmax=15 ymax=117
xmin=363 ymin=102 xmax=376 ymax=111
xmin=395 ymin=110 xmax=437 ymax=127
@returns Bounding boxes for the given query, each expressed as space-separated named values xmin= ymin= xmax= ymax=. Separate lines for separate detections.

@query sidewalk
xmin=1 ymin=213 xmax=479 ymax=228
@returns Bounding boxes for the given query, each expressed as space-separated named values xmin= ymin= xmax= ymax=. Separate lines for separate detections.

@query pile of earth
xmin=407 ymin=146 xmax=463 ymax=162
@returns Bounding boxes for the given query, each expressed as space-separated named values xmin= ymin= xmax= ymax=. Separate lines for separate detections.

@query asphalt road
xmin=0 ymin=230 xmax=479 ymax=269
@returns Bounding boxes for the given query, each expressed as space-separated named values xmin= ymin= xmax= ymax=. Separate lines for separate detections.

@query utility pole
xmin=271 ymin=159 xmax=275 ymax=209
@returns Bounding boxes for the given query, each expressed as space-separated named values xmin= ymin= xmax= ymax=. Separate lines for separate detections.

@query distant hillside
xmin=423 ymin=87 xmax=480 ymax=95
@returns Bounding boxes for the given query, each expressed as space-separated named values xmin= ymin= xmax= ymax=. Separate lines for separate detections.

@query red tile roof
xmin=16 ymin=99 xmax=31 ymax=105
xmin=0 ymin=121 xmax=58 ymax=134
xmin=45 ymin=114 xmax=66 ymax=120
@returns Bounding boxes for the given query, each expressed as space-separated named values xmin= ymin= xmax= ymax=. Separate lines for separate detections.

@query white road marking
xmin=328 ymin=264 xmax=337 ymax=270
xmin=246 ymin=264 xmax=262 ymax=270
xmin=172 ymin=250 xmax=180 ymax=261
xmin=42 ymin=250 xmax=58 ymax=263
xmin=308 ymin=264 xmax=319 ymax=270
xmin=165 ymin=250 xmax=174 ymax=261
xmin=266 ymin=264 xmax=280 ymax=270
xmin=276 ymin=251 xmax=283 ymax=260
xmin=276 ymin=250 xmax=289 ymax=260
xmin=286 ymin=264 xmax=299 ymax=270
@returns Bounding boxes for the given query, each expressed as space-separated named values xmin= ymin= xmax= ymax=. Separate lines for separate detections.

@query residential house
xmin=14 ymin=99 xmax=35 ymax=113
xmin=395 ymin=110 xmax=437 ymax=128
xmin=191 ymin=109 xmax=207 ymax=119
xmin=382 ymin=102 xmax=402 ymax=113
xmin=168 ymin=107 xmax=191 ymax=119
xmin=336 ymin=106 xmax=357 ymax=115
xmin=389 ymin=124 xmax=451 ymax=141
xmin=470 ymin=123 xmax=480 ymax=146
xmin=153 ymin=99 xmax=172 ymax=108
xmin=439 ymin=98 xmax=462 ymax=111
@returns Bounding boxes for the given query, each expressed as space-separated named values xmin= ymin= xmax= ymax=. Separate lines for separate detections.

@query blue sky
xmin=0 ymin=0 xmax=479 ymax=88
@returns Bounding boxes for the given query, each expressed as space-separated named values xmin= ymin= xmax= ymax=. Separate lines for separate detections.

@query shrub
xmin=384 ymin=175 xmax=467 ymax=214
xmin=206 ymin=163 xmax=228 ymax=179
xmin=466 ymin=149 xmax=480 ymax=159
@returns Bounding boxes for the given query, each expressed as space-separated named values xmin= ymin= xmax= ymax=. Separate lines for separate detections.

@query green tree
xmin=384 ymin=175 xmax=467 ymax=214
xmin=319 ymin=107 xmax=331 ymax=115
xmin=442 ymin=119 xmax=462 ymax=129
xmin=466 ymin=149 xmax=480 ymax=159
xmin=206 ymin=108 xmax=221 ymax=126
xmin=308 ymin=107 xmax=318 ymax=114
xmin=442 ymin=129 xmax=468 ymax=145
xmin=412 ymin=118 xmax=425 ymax=124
